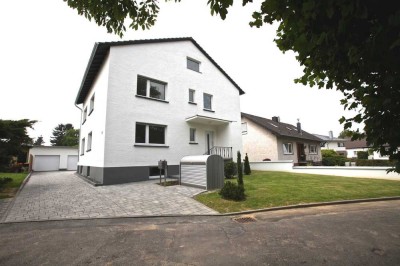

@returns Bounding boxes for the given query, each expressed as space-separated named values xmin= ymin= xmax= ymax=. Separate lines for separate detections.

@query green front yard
xmin=195 ymin=171 xmax=400 ymax=213
xmin=0 ymin=172 xmax=28 ymax=199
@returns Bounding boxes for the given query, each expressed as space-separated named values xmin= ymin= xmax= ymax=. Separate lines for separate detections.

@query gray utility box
xmin=180 ymin=155 xmax=224 ymax=190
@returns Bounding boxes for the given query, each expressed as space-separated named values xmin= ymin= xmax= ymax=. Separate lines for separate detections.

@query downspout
xmin=75 ymin=103 xmax=82 ymax=171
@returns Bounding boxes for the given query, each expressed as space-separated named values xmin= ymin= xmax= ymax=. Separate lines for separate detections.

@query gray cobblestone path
xmin=3 ymin=172 xmax=217 ymax=222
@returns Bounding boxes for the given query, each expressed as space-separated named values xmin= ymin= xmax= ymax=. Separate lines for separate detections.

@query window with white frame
xmin=241 ymin=122 xmax=248 ymax=134
xmin=89 ymin=94 xmax=95 ymax=115
xmin=283 ymin=143 xmax=293 ymax=154
xmin=87 ymin=132 xmax=92 ymax=152
xmin=137 ymin=76 xmax=166 ymax=100
xmin=82 ymin=107 xmax=88 ymax=124
xmin=187 ymin=57 xmax=200 ymax=72
xmin=309 ymin=144 xmax=317 ymax=154
xmin=81 ymin=138 xmax=85 ymax=155
xmin=189 ymin=89 xmax=195 ymax=103
xmin=338 ymin=142 xmax=345 ymax=147
xmin=203 ymin=93 xmax=213 ymax=110
xmin=135 ymin=123 xmax=166 ymax=145
xmin=190 ymin=128 xmax=196 ymax=142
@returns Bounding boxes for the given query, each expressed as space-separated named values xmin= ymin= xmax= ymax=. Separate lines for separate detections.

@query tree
xmin=65 ymin=1 xmax=400 ymax=173
xmin=0 ymin=119 xmax=36 ymax=169
xmin=237 ymin=151 xmax=243 ymax=186
xmin=338 ymin=130 xmax=352 ymax=139
xmin=50 ymin=124 xmax=78 ymax=146
xmin=33 ymin=135 xmax=45 ymax=146
xmin=244 ymin=153 xmax=251 ymax=175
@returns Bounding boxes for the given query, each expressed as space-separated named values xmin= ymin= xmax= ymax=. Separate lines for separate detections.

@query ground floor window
xmin=309 ymin=144 xmax=317 ymax=154
xmin=190 ymin=128 xmax=196 ymax=142
xmin=135 ymin=123 xmax=166 ymax=144
xmin=283 ymin=143 xmax=293 ymax=154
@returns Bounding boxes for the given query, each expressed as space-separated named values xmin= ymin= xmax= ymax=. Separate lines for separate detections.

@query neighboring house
xmin=75 ymin=37 xmax=245 ymax=185
xmin=314 ymin=131 xmax=348 ymax=156
xmin=344 ymin=139 xmax=389 ymax=160
xmin=28 ymin=146 xmax=78 ymax=172
xmin=241 ymin=113 xmax=323 ymax=165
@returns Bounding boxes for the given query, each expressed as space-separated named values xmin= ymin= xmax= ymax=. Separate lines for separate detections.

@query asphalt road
xmin=1 ymin=200 xmax=399 ymax=265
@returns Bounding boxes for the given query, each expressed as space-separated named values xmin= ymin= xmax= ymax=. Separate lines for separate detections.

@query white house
xmin=344 ymin=139 xmax=389 ymax=160
xmin=241 ymin=113 xmax=323 ymax=165
xmin=314 ymin=131 xmax=348 ymax=156
xmin=28 ymin=146 xmax=78 ymax=172
xmin=75 ymin=38 xmax=244 ymax=185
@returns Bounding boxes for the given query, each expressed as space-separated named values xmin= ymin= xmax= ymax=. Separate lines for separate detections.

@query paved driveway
xmin=3 ymin=172 xmax=217 ymax=222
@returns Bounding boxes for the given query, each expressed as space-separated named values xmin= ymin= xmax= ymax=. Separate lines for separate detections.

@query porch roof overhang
xmin=185 ymin=115 xmax=233 ymax=126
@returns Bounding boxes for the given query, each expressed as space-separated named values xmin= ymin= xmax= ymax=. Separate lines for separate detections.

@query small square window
xmin=203 ymin=93 xmax=213 ymax=110
xmin=283 ymin=143 xmax=293 ymax=154
xmin=190 ymin=128 xmax=196 ymax=142
xmin=189 ymin=89 xmax=195 ymax=103
xmin=187 ymin=58 xmax=200 ymax=72
xmin=309 ymin=144 xmax=317 ymax=154
xmin=241 ymin=122 xmax=248 ymax=134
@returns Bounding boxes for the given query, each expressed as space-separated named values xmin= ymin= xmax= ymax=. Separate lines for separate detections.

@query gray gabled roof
xmin=313 ymin=134 xmax=348 ymax=142
xmin=75 ymin=37 xmax=245 ymax=104
xmin=241 ymin=112 xmax=322 ymax=142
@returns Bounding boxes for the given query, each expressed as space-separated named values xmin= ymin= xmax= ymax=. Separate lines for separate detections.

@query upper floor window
xmin=338 ymin=142 xmax=345 ymax=147
xmin=283 ymin=143 xmax=293 ymax=154
xmin=137 ymin=76 xmax=166 ymax=101
xmin=82 ymin=107 xmax=88 ymax=124
xmin=309 ymin=144 xmax=317 ymax=154
xmin=189 ymin=89 xmax=195 ymax=103
xmin=135 ymin=123 xmax=166 ymax=145
xmin=89 ymin=94 xmax=95 ymax=115
xmin=241 ymin=122 xmax=248 ymax=135
xmin=203 ymin=93 xmax=213 ymax=110
xmin=81 ymin=138 xmax=85 ymax=155
xmin=87 ymin=132 xmax=92 ymax=152
xmin=187 ymin=58 xmax=200 ymax=72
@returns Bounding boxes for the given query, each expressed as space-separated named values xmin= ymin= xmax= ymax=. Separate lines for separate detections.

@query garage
xmin=33 ymin=155 xmax=60 ymax=171
xmin=67 ymin=155 xmax=78 ymax=170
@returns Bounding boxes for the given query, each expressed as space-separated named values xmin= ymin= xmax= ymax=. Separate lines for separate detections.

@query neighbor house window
xmin=87 ymin=132 xmax=92 ymax=152
xmin=136 ymin=75 xmax=166 ymax=100
xmin=187 ymin=58 xmax=200 ymax=72
xmin=283 ymin=143 xmax=293 ymax=154
xmin=203 ymin=93 xmax=213 ymax=110
xmin=190 ymin=128 xmax=196 ymax=142
xmin=135 ymin=123 xmax=166 ymax=145
xmin=189 ymin=89 xmax=195 ymax=103
xmin=241 ymin=122 xmax=248 ymax=134
xmin=338 ymin=142 xmax=345 ymax=147
xmin=309 ymin=144 xmax=317 ymax=154
xmin=81 ymin=138 xmax=85 ymax=155
xmin=89 ymin=94 xmax=95 ymax=115
xmin=82 ymin=107 xmax=88 ymax=124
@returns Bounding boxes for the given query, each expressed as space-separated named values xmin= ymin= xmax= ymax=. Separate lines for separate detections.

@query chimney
xmin=329 ymin=130 xmax=333 ymax=139
xmin=272 ymin=116 xmax=280 ymax=123
xmin=297 ymin=119 xmax=301 ymax=133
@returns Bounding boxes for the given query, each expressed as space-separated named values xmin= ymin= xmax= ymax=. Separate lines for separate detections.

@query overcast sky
xmin=0 ymin=1 xmax=353 ymax=144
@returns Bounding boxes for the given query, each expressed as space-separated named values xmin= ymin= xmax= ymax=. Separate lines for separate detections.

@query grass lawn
xmin=0 ymin=172 xmax=28 ymax=199
xmin=195 ymin=171 xmax=400 ymax=213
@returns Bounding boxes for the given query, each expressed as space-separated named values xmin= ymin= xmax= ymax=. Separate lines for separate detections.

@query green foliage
xmin=244 ymin=153 xmax=251 ymax=175
xmin=357 ymin=151 xmax=369 ymax=160
xmin=0 ymin=119 xmax=36 ymax=168
xmin=0 ymin=177 xmax=12 ymax=188
xmin=224 ymin=161 xmax=237 ymax=179
xmin=33 ymin=136 xmax=45 ymax=146
xmin=237 ymin=151 xmax=243 ymax=186
xmin=322 ymin=149 xmax=346 ymax=166
xmin=50 ymin=124 xmax=79 ymax=146
xmin=355 ymin=159 xmax=397 ymax=167
xmin=338 ymin=130 xmax=352 ymax=139
xmin=219 ymin=181 xmax=245 ymax=201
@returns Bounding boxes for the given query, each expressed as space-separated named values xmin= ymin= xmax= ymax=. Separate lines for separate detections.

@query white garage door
xmin=180 ymin=164 xmax=207 ymax=189
xmin=33 ymin=155 xmax=60 ymax=171
xmin=67 ymin=155 xmax=78 ymax=170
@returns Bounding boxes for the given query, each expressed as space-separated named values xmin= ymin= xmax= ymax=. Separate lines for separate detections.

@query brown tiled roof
xmin=344 ymin=139 xmax=368 ymax=149
xmin=241 ymin=112 xmax=322 ymax=142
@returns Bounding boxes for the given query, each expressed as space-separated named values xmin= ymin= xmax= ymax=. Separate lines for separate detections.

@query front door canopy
xmin=185 ymin=115 xmax=233 ymax=126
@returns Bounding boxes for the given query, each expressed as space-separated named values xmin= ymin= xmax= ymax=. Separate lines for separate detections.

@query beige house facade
xmin=242 ymin=113 xmax=323 ymax=165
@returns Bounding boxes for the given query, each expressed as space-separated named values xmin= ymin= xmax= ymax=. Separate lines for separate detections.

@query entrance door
xmin=297 ymin=143 xmax=306 ymax=163
xmin=205 ymin=131 xmax=214 ymax=154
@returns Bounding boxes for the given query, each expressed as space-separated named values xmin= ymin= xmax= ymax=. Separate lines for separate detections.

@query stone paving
xmin=3 ymin=172 xmax=217 ymax=223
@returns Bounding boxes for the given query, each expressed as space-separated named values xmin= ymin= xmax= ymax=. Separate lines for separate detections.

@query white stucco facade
xmin=76 ymin=39 xmax=243 ymax=184
xmin=29 ymin=146 xmax=78 ymax=171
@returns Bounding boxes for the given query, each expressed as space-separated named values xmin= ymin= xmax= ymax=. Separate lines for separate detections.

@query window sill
xmin=203 ymin=108 xmax=215 ymax=113
xmin=82 ymin=120 xmax=86 ymax=125
xmin=88 ymin=109 xmax=94 ymax=116
xmin=188 ymin=102 xmax=197 ymax=105
xmin=134 ymin=144 xmax=169 ymax=148
xmin=283 ymin=153 xmax=294 ymax=155
xmin=189 ymin=142 xmax=198 ymax=145
xmin=86 ymin=149 xmax=91 ymax=152
xmin=80 ymin=154 xmax=84 ymax=156
xmin=135 ymin=95 xmax=169 ymax=103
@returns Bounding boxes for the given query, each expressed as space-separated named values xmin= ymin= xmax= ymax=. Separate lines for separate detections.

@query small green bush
xmin=224 ymin=161 xmax=237 ymax=179
xmin=322 ymin=149 xmax=346 ymax=166
xmin=219 ymin=181 xmax=245 ymax=201
xmin=357 ymin=151 xmax=369 ymax=159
